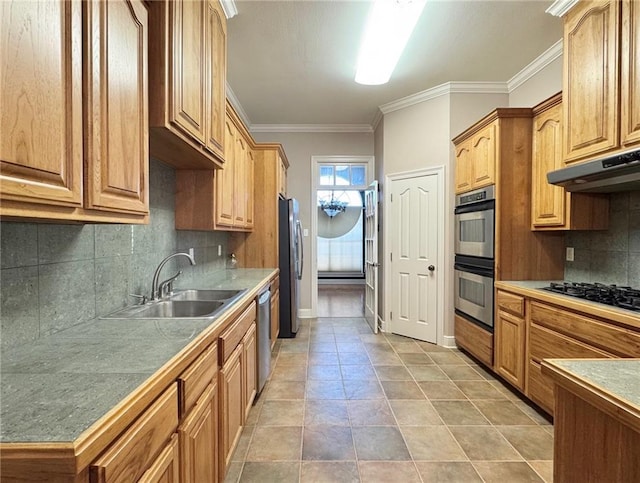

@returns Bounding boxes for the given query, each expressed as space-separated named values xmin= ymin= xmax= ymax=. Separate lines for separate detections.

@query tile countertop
xmin=0 ymin=268 xmax=276 ymax=444
xmin=541 ymin=359 xmax=640 ymax=433
xmin=495 ymin=280 xmax=640 ymax=330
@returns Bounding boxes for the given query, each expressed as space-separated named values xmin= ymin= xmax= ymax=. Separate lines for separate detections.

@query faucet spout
xmin=151 ymin=251 xmax=196 ymax=301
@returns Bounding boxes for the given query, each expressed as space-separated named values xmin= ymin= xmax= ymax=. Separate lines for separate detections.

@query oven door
xmin=454 ymin=202 xmax=494 ymax=259
xmin=454 ymin=263 xmax=494 ymax=329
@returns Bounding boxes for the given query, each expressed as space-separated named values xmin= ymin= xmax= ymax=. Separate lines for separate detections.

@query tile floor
xmin=225 ymin=286 xmax=554 ymax=483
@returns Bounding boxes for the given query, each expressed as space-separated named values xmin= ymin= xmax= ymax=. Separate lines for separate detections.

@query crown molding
xmin=507 ymin=39 xmax=563 ymax=92
xmin=371 ymin=109 xmax=383 ymax=131
xmin=379 ymin=82 xmax=508 ymax=114
xmin=220 ymin=0 xmax=238 ymax=19
xmin=250 ymin=124 xmax=373 ymax=133
xmin=226 ymin=83 xmax=252 ymax=128
xmin=546 ymin=0 xmax=579 ymax=17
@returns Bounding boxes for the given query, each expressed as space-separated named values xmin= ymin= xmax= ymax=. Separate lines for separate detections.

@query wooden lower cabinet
xmin=139 ymin=434 xmax=180 ymax=483
xmin=495 ymin=309 xmax=526 ymax=391
xmin=242 ymin=323 xmax=257 ymax=420
xmin=219 ymin=344 xmax=244 ymax=478
xmin=454 ymin=314 xmax=493 ymax=368
xmin=270 ymin=287 xmax=280 ymax=348
xmin=179 ymin=383 xmax=218 ymax=483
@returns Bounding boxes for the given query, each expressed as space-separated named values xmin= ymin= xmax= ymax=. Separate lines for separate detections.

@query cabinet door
xmin=215 ymin=119 xmax=236 ymax=227
xmin=563 ymin=0 xmax=620 ymax=163
xmin=179 ymin=383 xmax=218 ymax=483
xmin=532 ymin=101 xmax=566 ymax=227
xmin=0 ymin=0 xmax=83 ymax=208
xmin=245 ymin=149 xmax=255 ymax=229
xmin=621 ymin=0 xmax=640 ymax=147
xmin=278 ymin=154 xmax=287 ymax=196
xmin=495 ymin=310 xmax=526 ymax=391
xmin=84 ymin=0 xmax=149 ymax=214
xmin=170 ymin=0 xmax=206 ymax=144
xmin=471 ymin=123 xmax=496 ymax=188
xmin=242 ymin=323 xmax=257 ymax=420
xmin=204 ymin=0 xmax=226 ymax=159
xmin=454 ymin=140 xmax=473 ymax=194
xmin=139 ymin=434 xmax=180 ymax=483
xmin=270 ymin=288 xmax=280 ymax=347
xmin=234 ymin=134 xmax=248 ymax=227
xmin=220 ymin=345 xmax=243 ymax=472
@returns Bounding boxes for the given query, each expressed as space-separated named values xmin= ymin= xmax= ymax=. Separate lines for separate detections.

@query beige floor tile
xmin=454 ymin=380 xmax=509 ymax=399
xmin=348 ymin=399 xmax=395 ymax=425
xmin=337 ymin=342 xmax=366 ymax=353
xmin=365 ymin=350 xmax=402 ymax=365
xmin=388 ymin=340 xmax=423 ymax=353
xmin=389 ymin=400 xmax=443 ymax=425
xmin=341 ymin=364 xmax=377 ymax=380
xmin=352 ymin=426 xmax=411 ymax=460
xmin=449 ymin=426 xmax=522 ymax=461
xmin=514 ymin=401 xmax=553 ymax=426
xmin=360 ymin=333 xmax=389 ymax=344
xmin=246 ymin=426 xmax=302 ymax=461
xmin=309 ymin=334 xmax=336 ymax=344
xmin=224 ymin=461 xmax=243 ymax=483
xmin=277 ymin=353 xmax=308 ymax=365
xmin=400 ymin=426 xmax=468 ymax=461
xmin=431 ymin=401 xmax=490 ymax=425
xmin=498 ymin=426 xmax=554 ymax=460
xmin=529 ymin=460 xmax=554 ymax=483
xmin=429 ymin=352 xmax=467 ymax=365
xmin=339 ymin=352 xmax=372 ymax=365
xmin=358 ymin=461 xmax=421 ymax=483
xmin=417 ymin=341 xmax=451 ymax=352
xmin=257 ymin=400 xmax=305 ymax=426
xmin=300 ymin=461 xmax=359 ymax=483
xmin=279 ymin=340 xmax=309 ymax=353
xmin=239 ymin=462 xmax=300 ymax=483
xmin=406 ymin=365 xmax=449 ymax=381
xmin=439 ymin=365 xmax=485 ymax=381
xmin=307 ymin=364 xmax=341 ymax=380
xmin=374 ymin=365 xmax=413 ymax=381
xmin=398 ymin=352 xmax=434 ymax=365
xmin=309 ymin=352 xmax=340 ymax=365
xmin=489 ymin=379 xmax=525 ymax=401
xmin=306 ymin=379 xmax=346 ymax=399
xmin=270 ymin=364 xmax=307 ymax=382
xmin=472 ymin=461 xmax=544 ymax=482
xmin=474 ymin=400 xmax=538 ymax=426
xmin=418 ymin=381 xmax=467 ymax=400
xmin=415 ymin=461 xmax=483 ymax=482
xmin=264 ymin=381 xmax=306 ymax=400
xmin=343 ymin=379 xmax=385 ymax=400
xmin=309 ymin=342 xmax=337 ymax=353
xmin=305 ymin=400 xmax=350 ymax=426
xmin=380 ymin=380 xmax=425 ymax=399
xmin=231 ymin=427 xmax=254 ymax=461
xmin=302 ymin=425 xmax=355 ymax=460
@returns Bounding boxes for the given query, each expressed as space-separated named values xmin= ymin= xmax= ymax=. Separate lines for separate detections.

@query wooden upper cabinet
xmin=531 ymin=93 xmax=609 ymax=231
xmin=471 ymin=123 xmax=496 ymax=188
xmin=621 ymin=0 xmax=640 ymax=147
xmin=245 ymin=149 xmax=255 ymax=229
xmin=215 ymin=118 xmax=237 ymax=227
xmin=234 ymin=134 xmax=248 ymax=227
xmin=454 ymin=140 xmax=473 ymax=194
xmin=278 ymin=154 xmax=288 ymax=196
xmin=205 ymin=0 xmax=226 ymax=159
xmin=85 ymin=0 xmax=149 ymax=215
xmin=0 ymin=0 xmax=83 ymax=208
xmin=148 ymin=0 xmax=226 ymax=169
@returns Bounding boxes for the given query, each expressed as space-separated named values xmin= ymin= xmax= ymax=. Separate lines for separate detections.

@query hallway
xmin=225 ymin=288 xmax=553 ymax=483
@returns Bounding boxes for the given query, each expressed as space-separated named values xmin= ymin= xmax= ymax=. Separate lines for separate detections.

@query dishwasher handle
xmin=258 ymin=289 xmax=271 ymax=305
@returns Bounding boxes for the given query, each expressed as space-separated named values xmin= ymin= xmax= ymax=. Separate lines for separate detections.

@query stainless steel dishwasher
xmin=256 ymin=289 xmax=271 ymax=395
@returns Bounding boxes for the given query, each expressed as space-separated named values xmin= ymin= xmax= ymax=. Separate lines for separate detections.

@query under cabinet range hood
xmin=547 ymin=148 xmax=640 ymax=193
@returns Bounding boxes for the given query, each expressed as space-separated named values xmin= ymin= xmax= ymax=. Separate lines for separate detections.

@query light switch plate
xmin=566 ymin=247 xmax=575 ymax=261
xmin=218 ymin=245 xmax=222 ymax=256
xmin=303 ymin=228 xmax=309 ymax=237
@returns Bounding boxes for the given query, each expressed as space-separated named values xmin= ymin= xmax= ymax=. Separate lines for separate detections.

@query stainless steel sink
xmin=170 ymin=289 xmax=245 ymax=302
xmin=134 ymin=300 xmax=224 ymax=318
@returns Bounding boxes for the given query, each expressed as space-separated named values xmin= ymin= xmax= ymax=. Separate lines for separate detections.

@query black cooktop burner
xmin=542 ymin=282 xmax=640 ymax=312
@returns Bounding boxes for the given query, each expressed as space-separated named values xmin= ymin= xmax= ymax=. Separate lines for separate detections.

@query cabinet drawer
xmin=178 ymin=342 xmax=218 ymax=417
xmin=530 ymin=301 xmax=640 ymax=357
xmin=90 ymin=383 xmax=179 ymax=483
xmin=527 ymin=360 xmax=554 ymax=416
xmin=529 ymin=323 xmax=614 ymax=362
xmin=496 ymin=290 xmax=525 ymax=317
xmin=454 ymin=314 xmax=493 ymax=367
xmin=219 ymin=301 xmax=256 ymax=363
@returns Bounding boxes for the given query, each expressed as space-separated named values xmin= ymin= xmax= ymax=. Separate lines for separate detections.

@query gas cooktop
xmin=542 ymin=282 xmax=640 ymax=312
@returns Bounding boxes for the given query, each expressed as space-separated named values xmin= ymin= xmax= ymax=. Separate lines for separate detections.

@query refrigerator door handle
xmin=295 ymin=220 xmax=304 ymax=280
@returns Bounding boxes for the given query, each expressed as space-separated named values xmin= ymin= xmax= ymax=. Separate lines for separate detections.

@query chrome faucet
xmin=151 ymin=250 xmax=196 ymax=301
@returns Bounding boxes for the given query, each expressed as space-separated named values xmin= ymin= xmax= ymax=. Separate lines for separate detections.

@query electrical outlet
xmin=218 ymin=245 xmax=222 ymax=256
xmin=566 ymin=247 xmax=575 ymax=262
xmin=303 ymin=228 xmax=309 ymax=237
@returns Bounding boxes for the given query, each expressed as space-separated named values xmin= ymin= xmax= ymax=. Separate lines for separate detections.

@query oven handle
xmin=454 ymin=263 xmax=494 ymax=279
xmin=454 ymin=199 xmax=495 ymax=215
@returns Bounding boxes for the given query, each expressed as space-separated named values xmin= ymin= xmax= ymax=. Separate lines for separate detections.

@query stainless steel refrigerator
xmin=278 ymin=197 xmax=303 ymax=338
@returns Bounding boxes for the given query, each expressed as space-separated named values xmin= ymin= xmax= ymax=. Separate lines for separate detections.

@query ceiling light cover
xmin=355 ymin=0 xmax=427 ymax=85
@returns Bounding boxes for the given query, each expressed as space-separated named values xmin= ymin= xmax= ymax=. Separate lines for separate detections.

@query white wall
xmin=509 ymin=56 xmax=563 ymax=108
xmin=251 ymin=131 xmax=374 ymax=313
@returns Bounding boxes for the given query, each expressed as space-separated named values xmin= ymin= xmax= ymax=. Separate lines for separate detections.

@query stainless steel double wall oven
xmin=454 ymin=186 xmax=495 ymax=331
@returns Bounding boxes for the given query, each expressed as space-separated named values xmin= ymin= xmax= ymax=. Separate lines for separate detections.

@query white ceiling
xmin=226 ymin=0 xmax=563 ymax=127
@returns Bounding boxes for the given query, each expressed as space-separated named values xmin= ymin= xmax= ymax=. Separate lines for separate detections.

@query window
xmin=318 ymin=163 xmax=368 ymax=189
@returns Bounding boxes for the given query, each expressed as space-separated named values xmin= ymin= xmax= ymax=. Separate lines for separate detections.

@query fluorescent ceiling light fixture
xmin=355 ymin=0 xmax=427 ymax=85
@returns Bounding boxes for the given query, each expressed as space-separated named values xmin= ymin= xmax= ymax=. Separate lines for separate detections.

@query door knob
xmin=428 ymin=265 xmax=435 ymax=272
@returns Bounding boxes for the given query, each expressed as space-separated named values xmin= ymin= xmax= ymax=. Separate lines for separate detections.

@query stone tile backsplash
xmin=0 ymin=159 xmax=229 ymax=347
xmin=565 ymin=191 xmax=640 ymax=287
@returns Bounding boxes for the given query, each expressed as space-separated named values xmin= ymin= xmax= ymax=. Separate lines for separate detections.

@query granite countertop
xmin=542 ymin=359 xmax=640 ymax=433
xmin=0 ymin=268 xmax=276 ymax=444
xmin=494 ymin=280 xmax=640 ymax=329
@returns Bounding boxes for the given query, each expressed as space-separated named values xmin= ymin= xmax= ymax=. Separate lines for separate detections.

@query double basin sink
xmin=103 ymin=289 xmax=247 ymax=319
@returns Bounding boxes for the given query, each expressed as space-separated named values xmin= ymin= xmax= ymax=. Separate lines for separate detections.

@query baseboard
xmin=318 ymin=279 xmax=365 ymax=285
xmin=298 ymin=309 xmax=316 ymax=319
xmin=378 ymin=315 xmax=387 ymax=333
xmin=442 ymin=335 xmax=457 ymax=349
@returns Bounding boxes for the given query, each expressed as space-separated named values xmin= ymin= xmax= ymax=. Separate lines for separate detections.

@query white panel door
xmin=364 ymin=181 xmax=379 ymax=333
xmin=390 ymin=174 xmax=439 ymax=343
